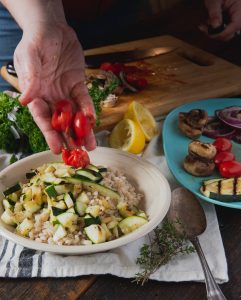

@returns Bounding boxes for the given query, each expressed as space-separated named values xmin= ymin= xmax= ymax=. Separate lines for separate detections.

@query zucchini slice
xmin=98 ymin=167 xmax=108 ymax=173
xmin=86 ymin=205 xmax=100 ymax=218
xmin=84 ymin=214 xmax=101 ymax=226
xmin=75 ymin=201 xmax=87 ymax=216
xmin=118 ymin=216 xmax=148 ymax=235
xmin=16 ymin=218 xmax=34 ymax=236
xmin=26 ymin=171 xmax=37 ymax=179
xmin=23 ymin=201 xmax=41 ymax=214
xmin=200 ymin=177 xmax=241 ymax=202
xmin=52 ymin=206 xmax=67 ymax=216
xmin=1 ymin=209 xmax=15 ymax=225
xmin=117 ymin=202 xmax=137 ymax=218
xmin=56 ymin=212 xmax=78 ymax=228
xmin=86 ymin=164 xmax=100 ymax=173
xmin=3 ymin=183 xmax=21 ymax=197
xmin=2 ymin=199 xmax=13 ymax=211
xmin=53 ymin=224 xmax=67 ymax=242
xmin=64 ymin=177 xmax=120 ymax=201
xmin=64 ymin=193 xmax=74 ymax=208
xmin=45 ymin=185 xmax=58 ymax=198
xmin=84 ymin=224 xmax=106 ymax=244
xmin=76 ymin=169 xmax=103 ymax=182
xmin=76 ymin=191 xmax=89 ymax=204
xmin=82 ymin=181 xmax=120 ymax=202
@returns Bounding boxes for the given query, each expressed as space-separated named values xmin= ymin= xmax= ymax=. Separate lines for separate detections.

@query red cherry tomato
xmin=51 ymin=111 xmax=73 ymax=132
xmin=62 ymin=148 xmax=90 ymax=168
xmin=219 ymin=160 xmax=241 ymax=178
xmin=74 ymin=112 xmax=91 ymax=139
xmin=214 ymin=151 xmax=235 ymax=166
xmin=62 ymin=148 xmax=71 ymax=162
xmin=213 ymin=138 xmax=232 ymax=152
xmin=51 ymin=100 xmax=73 ymax=132
xmin=100 ymin=62 xmax=124 ymax=75
xmin=55 ymin=100 xmax=73 ymax=113
xmin=126 ymin=74 xmax=148 ymax=89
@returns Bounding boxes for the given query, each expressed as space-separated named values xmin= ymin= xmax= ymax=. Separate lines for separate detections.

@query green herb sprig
xmin=134 ymin=220 xmax=195 ymax=285
xmin=88 ymin=76 xmax=119 ymax=126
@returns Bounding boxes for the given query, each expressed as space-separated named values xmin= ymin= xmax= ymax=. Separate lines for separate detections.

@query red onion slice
xmin=216 ymin=106 xmax=241 ymax=129
xmin=203 ymin=117 xmax=236 ymax=139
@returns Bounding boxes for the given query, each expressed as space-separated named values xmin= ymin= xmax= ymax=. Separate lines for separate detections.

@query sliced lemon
xmin=124 ymin=101 xmax=158 ymax=141
xmin=109 ymin=119 xmax=145 ymax=154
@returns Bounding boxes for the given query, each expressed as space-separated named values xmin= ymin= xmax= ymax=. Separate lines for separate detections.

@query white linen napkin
xmin=0 ymin=131 xmax=228 ymax=282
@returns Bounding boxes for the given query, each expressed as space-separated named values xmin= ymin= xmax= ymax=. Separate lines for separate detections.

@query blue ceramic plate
xmin=163 ymin=98 xmax=241 ymax=209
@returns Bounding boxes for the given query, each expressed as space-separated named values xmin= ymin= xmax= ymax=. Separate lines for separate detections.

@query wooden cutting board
xmin=2 ymin=35 xmax=241 ymax=132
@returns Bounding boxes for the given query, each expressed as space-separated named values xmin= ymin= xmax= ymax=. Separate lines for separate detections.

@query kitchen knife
xmin=85 ymin=47 xmax=176 ymax=68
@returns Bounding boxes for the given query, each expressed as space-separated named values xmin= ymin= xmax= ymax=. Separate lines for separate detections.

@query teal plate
xmin=163 ymin=98 xmax=241 ymax=209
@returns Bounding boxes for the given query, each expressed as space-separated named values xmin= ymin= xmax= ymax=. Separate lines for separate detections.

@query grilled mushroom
xmin=188 ymin=140 xmax=216 ymax=160
xmin=183 ymin=155 xmax=215 ymax=177
xmin=179 ymin=109 xmax=208 ymax=139
xmin=183 ymin=140 xmax=216 ymax=177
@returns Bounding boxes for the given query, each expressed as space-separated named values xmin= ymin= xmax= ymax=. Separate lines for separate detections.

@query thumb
xmin=14 ymin=45 xmax=41 ymax=105
xmin=205 ymin=0 xmax=223 ymax=28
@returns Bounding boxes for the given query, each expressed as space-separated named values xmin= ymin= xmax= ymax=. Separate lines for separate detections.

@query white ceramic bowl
xmin=0 ymin=148 xmax=171 ymax=255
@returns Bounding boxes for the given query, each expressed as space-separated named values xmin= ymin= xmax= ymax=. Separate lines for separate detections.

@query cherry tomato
xmin=52 ymin=100 xmax=73 ymax=132
xmin=126 ymin=74 xmax=148 ymax=89
xmin=51 ymin=111 xmax=73 ymax=132
xmin=214 ymin=151 xmax=235 ymax=166
xmin=62 ymin=148 xmax=71 ymax=162
xmin=55 ymin=100 xmax=73 ymax=113
xmin=219 ymin=160 xmax=241 ymax=178
xmin=100 ymin=62 xmax=124 ymax=75
xmin=213 ymin=138 xmax=232 ymax=152
xmin=62 ymin=148 xmax=90 ymax=168
xmin=74 ymin=112 xmax=91 ymax=139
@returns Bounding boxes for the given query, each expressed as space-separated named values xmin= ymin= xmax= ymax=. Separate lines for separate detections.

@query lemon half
xmin=109 ymin=119 xmax=145 ymax=154
xmin=124 ymin=101 xmax=157 ymax=141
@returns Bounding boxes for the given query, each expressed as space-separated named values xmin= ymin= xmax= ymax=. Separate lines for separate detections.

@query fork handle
xmin=191 ymin=237 xmax=227 ymax=300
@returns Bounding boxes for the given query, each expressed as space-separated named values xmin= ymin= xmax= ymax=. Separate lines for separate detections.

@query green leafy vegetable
xmin=88 ymin=76 xmax=119 ymax=125
xmin=134 ymin=220 xmax=195 ymax=285
xmin=9 ymin=154 xmax=18 ymax=164
xmin=0 ymin=92 xmax=48 ymax=154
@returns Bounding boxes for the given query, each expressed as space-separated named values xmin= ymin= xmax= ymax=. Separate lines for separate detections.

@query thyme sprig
xmin=134 ymin=220 xmax=195 ymax=285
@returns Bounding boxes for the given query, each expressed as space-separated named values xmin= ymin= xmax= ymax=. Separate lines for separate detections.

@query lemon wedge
xmin=109 ymin=119 xmax=145 ymax=154
xmin=124 ymin=101 xmax=157 ymax=141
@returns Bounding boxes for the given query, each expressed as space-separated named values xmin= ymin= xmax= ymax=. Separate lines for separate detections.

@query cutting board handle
xmin=0 ymin=66 xmax=20 ymax=92
xmin=177 ymin=50 xmax=214 ymax=67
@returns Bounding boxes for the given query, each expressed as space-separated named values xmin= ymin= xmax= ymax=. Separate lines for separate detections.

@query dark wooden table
xmin=1 ymin=1 xmax=241 ymax=299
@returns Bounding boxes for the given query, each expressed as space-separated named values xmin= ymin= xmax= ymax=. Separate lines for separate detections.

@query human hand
xmin=14 ymin=23 xmax=96 ymax=154
xmin=201 ymin=0 xmax=241 ymax=41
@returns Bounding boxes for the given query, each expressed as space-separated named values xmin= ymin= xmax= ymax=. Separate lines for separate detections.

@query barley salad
xmin=1 ymin=162 xmax=148 ymax=245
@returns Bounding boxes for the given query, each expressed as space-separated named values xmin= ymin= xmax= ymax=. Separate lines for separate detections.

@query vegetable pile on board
xmin=87 ymin=62 xmax=150 ymax=126
xmin=0 ymin=92 xmax=48 ymax=155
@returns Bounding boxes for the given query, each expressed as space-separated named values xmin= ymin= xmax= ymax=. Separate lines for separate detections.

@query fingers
xmin=84 ymin=129 xmax=97 ymax=151
xmin=205 ymin=0 xmax=223 ymax=27
xmin=71 ymin=81 xmax=96 ymax=124
xmin=71 ymin=82 xmax=97 ymax=150
xmin=14 ymin=43 xmax=41 ymax=105
xmin=28 ymin=98 xmax=63 ymax=154
xmin=216 ymin=21 xmax=238 ymax=40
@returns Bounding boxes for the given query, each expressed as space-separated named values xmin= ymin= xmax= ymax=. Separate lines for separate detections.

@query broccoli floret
xmin=0 ymin=121 xmax=17 ymax=152
xmin=0 ymin=92 xmax=48 ymax=154
xmin=28 ymin=129 xmax=49 ymax=153
xmin=16 ymin=105 xmax=48 ymax=153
